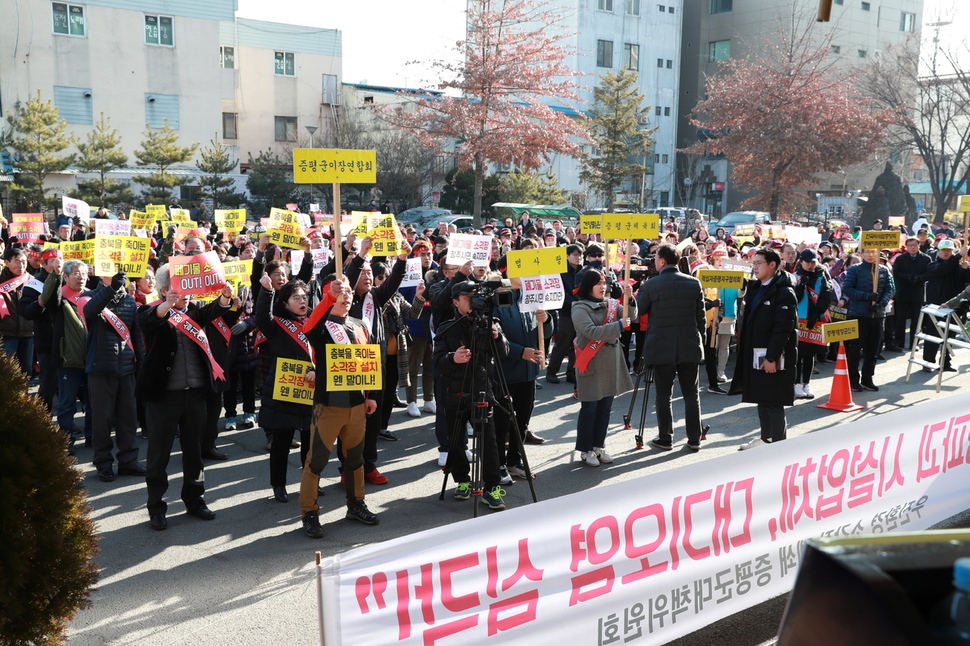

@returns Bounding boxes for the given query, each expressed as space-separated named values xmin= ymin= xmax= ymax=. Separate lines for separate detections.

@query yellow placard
xmin=272 ymin=357 xmax=315 ymax=404
xmin=732 ymin=223 xmax=756 ymax=236
xmin=822 ymin=319 xmax=860 ymax=344
xmin=959 ymin=195 xmax=970 ymax=212
xmin=175 ymin=226 xmax=206 ymax=246
xmin=695 ymin=269 xmax=746 ymax=289
xmin=293 ymin=148 xmax=377 ymax=184
xmin=325 ymin=344 xmax=383 ymax=391
xmin=93 ymin=235 xmax=150 ymax=278
xmin=145 ymin=204 xmax=167 ymax=219
xmin=580 ymin=215 xmax=602 ymax=235
xmin=600 ymin=213 xmax=660 ymax=239
xmin=170 ymin=208 xmax=193 ymax=224
xmin=267 ymin=207 xmax=305 ymax=249
xmin=505 ymin=247 xmax=568 ymax=279
xmin=366 ymin=214 xmax=403 ymax=256
xmin=215 ymin=209 xmax=246 ymax=234
xmin=860 ymin=231 xmax=902 ymax=250
xmin=888 ymin=216 xmax=906 ymax=227
xmin=129 ymin=210 xmax=154 ymax=230
xmin=61 ymin=239 xmax=95 ymax=264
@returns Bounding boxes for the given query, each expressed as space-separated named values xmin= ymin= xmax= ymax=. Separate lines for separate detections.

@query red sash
xmin=0 ymin=273 xmax=29 ymax=318
xmin=573 ymin=298 xmax=620 ymax=375
xmin=75 ymin=290 xmax=135 ymax=355
xmin=255 ymin=317 xmax=313 ymax=363
xmin=61 ymin=285 xmax=85 ymax=306
xmin=212 ymin=317 xmax=232 ymax=345
xmin=166 ymin=309 xmax=226 ymax=381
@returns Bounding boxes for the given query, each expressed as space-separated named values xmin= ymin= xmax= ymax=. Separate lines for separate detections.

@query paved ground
xmin=65 ymin=348 xmax=966 ymax=645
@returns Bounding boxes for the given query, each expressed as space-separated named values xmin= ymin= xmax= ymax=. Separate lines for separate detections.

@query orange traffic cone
xmin=817 ymin=342 xmax=864 ymax=412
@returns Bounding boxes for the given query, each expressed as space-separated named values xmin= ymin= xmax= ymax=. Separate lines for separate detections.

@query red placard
xmin=167 ymin=251 xmax=226 ymax=298
xmin=11 ymin=213 xmax=46 ymax=244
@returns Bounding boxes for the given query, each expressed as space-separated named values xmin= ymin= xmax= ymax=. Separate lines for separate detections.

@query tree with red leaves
xmin=685 ymin=22 xmax=892 ymax=217
xmin=381 ymin=0 xmax=589 ymax=228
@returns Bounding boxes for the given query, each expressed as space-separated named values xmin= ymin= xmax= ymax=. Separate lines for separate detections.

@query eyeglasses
xmin=289 ymin=294 xmax=308 ymax=302
xmin=751 ymin=260 xmax=767 ymax=267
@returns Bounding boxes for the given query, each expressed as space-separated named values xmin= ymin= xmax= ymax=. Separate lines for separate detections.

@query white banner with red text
xmin=320 ymin=393 xmax=970 ymax=645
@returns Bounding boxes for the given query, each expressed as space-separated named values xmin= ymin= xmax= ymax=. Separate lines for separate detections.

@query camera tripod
xmin=437 ymin=314 xmax=539 ymax=517
xmin=623 ymin=359 xmax=709 ymax=449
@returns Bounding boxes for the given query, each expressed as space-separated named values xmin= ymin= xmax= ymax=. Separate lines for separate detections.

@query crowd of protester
xmin=0 ymin=206 xmax=963 ymax=538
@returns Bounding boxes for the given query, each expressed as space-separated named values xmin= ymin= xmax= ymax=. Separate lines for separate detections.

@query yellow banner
xmin=267 ymin=207 xmax=305 ymax=249
xmin=695 ymin=269 xmax=747 ymax=289
xmin=93 ymin=235 xmax=150 ymax=278
xmin=215 ymin=209 xmax=246 ymax=234
xmin=959 ymin=195 xmax=970 ymax=212
xmin=822 ymin=319 xmax=860 ymax=344
xmin=325 ymin=344 xmax=383 ymax=391
xmin=601 ymin=213 xmax=660 ymax=239
xmin=272 ymin=357 xmax=315 ymax=404
xmin=860 ymin=231 xmax=902 ymax=250
xmin=61 ymin=239 xmax=95 ymax=264
xmin=887 ymin=216 xmax=906 ymax=227
xmin=129 ymin=210 xmax=154 ymax=230
xmin=293 ymin=148 xmax=377 ymax=184
xmin=762 ymin=224 xmax=786 ymax=240
xmin=170 ymin=208 xmax=193 ymax=224
xmin=580 ymin=215 xmax=602 ymax=235
xmin=367 ymin=214 xmax=403 ymax=256
xmin=145 ymin=204 xmax=167 ymax=219
xmin=505 ymin=247 xmax=568 ymax=279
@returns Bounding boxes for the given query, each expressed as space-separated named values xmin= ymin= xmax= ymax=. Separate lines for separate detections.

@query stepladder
xmin=906 ymin=304 xmax=970 ymax=392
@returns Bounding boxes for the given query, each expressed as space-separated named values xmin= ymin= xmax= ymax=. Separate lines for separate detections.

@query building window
xmin=660 ymin=191 xmax=669 ymax=206
xmin=52 ymin=3 xmax=85 ymax=36
xmin=710 ymin=0 xmax=732 ymax=14
xmin=275 ymin=116 xmax=297 ymax=142
xmin=624 ymin=44 xmax=639 ymax=71
xmin=655 ymin=106 xmax=662 ymax=116
xmin=668 ymin=6 xmax=674 ymax=12
xmin=657 ymin=58 xmax=664 ymax=68
xmin=220 ymin=46 xmax=235 ymax=69
xmin=861 ymin=2 xmax=870 ymax=10
xmin=626 ymin=0 xmax=640 ymax=15
xmin=274 ymin=51 xmax=295 ymax=76
xmin=666 ymin=59 xmax=673 ymax=68
xmin=662 ymin=154 xmax=669 ymax=164
xmin=834 ymin=0 xmax=842 ymax=4
xmin=655 ymin=154 xmax=661 ymax=163
xmin=596 ymin=40 xmax=613 ymax=68
xmin=858 ymin=49 xmax=867 ymax=58
xmin=708 ymin=40 xmax=730 ymax=62
xmin=322 ymin=74 xmax=338 ymax=105
xmin=223 ymin=113 xmax=238 ymax=140
xmin=664 ymin=107 xmax=671 ymax=116
xmin=900 ymin=12 xmax=915 ymax=32
xmin=658 ymin=4 xmax=665 ymax=12
xmin=145 ymin=15 xmax=174 ymax=46
xmin=598 ymin=0 xmax=614 ymax=11
xmin=830 ymin=45 xmax=841 ymax=54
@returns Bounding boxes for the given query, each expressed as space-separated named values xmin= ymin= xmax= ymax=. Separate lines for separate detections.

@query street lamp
xmin=305 ymin=125 xmax=318 ymax=209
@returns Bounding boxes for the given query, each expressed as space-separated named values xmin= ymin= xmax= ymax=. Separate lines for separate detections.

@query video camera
xmin=629 ymin=256 xmax=658 ymax=281
xmin=469 ymin=279 xmax=514 ymax=314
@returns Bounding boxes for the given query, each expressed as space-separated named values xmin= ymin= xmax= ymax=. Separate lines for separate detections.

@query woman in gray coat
xmin=571 ymin=268 xmax=636 ymax=466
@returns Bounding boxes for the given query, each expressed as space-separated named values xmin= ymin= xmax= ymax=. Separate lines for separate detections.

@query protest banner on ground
xmin=506 ymin=247 xmax=567 ymax=279
xmin=446 ymin=233 xmax=492 ymax=267
xmin=93 ymin=235 xmax=149 ymax=277
xmin=62 ymin=196 xmax=90 ymax=222
xmin=10 ymin=213 xmax=45 ymax=244
xmin=272 ymin=357 xmax=315 ymax=404
xmin=167 ymin=251 xmax=226 ymax=298
xmin=325 ymin=344 xmax=382 ymax=391
xmin=319 ymin=392 xmax=970 ymax=645
xmin=267 ymin=207 xmax=305 ymax=249
xmin=519 ymin=275 xmax=564 ymax=312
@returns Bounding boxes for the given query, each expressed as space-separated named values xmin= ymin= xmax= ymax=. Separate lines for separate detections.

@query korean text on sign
xmin=272 ymin=357 xmax=315 ymax=404
xmin=215 ymin=209 xmax=246 ymax=234
xmin=326 ymin=344 xmax=383 ymax=391
xmin=860 ymin=231 xmax=902 ymax=250
xmin=11 ymin=213 xmax=46 ymax=244
xmin=695 ymin=270 xmax=746 ymax=290
xmin=267 ymin=207 xmax=306 ymax=249
xmin=506 ymin=247 xmax=567 ymax=279
xmin=168 ymin=251 xmax=227 ymax=298
xmin=601 ymin=213 xmax=660 ymax=239
xmin=520 ymin=275 xmax=565 ymax=312
xmin=293 ymin=148 xmax=377 ymax=184
xmin=93 ymin=235 xmax=150 ymax=278
xmin=61 ymin=239 xmax=95 ymax=264
xmin=446 ymin=233 xmax=492 ymax=268
xmin=62 ymin=196 xmax=90 ymax=222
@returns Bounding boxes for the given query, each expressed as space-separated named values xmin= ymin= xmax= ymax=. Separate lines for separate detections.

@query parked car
xmin=397 ymin=206 xmax=452 ymax=225
xmin=714 ymin=211 xmax=771 ymax=237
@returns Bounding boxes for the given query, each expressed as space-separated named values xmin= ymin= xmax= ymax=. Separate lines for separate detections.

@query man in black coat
xmin=729 ymin=247 xmax=798 ymax=450
xmin=921 ymin=240 xmax=970 ymax=371
xmin=891 ymin=237 xmax=930 ymax=351
xmin=136 ymin=264 xmax=233 ymax=530
xmin=636 ymin=244 xmax=707 ymax=451
xmin=19 ymin=248 xmax=63 ymax=411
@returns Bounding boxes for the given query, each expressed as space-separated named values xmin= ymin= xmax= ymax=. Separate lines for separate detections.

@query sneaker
xmin=802 ymin=384 xmax=815 ymax=399
xmin=850 ymin=383 xmax=864 ymax=393
xmin=377 ymin=429 xmax=398 ymax=441
xmin=290 ymin=439 xmax=301 ymax=449
xmin=437 ymin=451 xmax=448 ymax=467
xmin=499 ymin=465 xmax=513 ymax=485
xmin=717 ymin=373 xmax=728 ymax=383
xmin=794 ymin=383 xmax=806 ymax=399
xmin=454 ymin=481 xmax=472 ymax=501
xmin=365 ymin=469 xmax=389 ymax=485
xmin=302 ymin=511 xmax=324 ymax=539
xmin=650 ymin=437 xmax=673 ymax=451
xmin=739 ymin=437 xmax=770 ymax=451
xmin=481 ymin=486 xmax=507 ymax=510
xmin=546 ymin=372 xmax=561 ymax=384
xmin=707 ymin=384 xmax=728 ymax=395
xmin=507 ymin=465 xmax=533 ymax=480
xmin=687 ymin=442 xmax=701 ymax=452
xmin=581 ymin=450 xmax=600 ymax=467
xmin=240 ymin=413 xmax=256 ymax=428
xmin=593 ymin=447 xmax=614 ymax=464
xmin=422 ymin=400 xmax=437 ymax=414
xmin=224 ymin=416 xmax=237 ymax=431
xmin=346 ymin=501 xmax=379 ymax=525
xmin=407 ymin=402 xmax=421 ymax=418
xmin=861 ymin=382 xmax=879 ymax=392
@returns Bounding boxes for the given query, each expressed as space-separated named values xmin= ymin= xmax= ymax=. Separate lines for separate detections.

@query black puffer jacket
xmin=0 ymin=267 xmax=34 ymax=339
xmin=82 ymin=282 xmax=143 ymax=376
xmin=255 ymin=287 xmax=313 ymax=430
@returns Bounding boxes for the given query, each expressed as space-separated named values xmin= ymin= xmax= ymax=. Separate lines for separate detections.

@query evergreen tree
xmin=498 ymin=169 xmax=566 ymax=205
xmin=6 ymin=91 xmax=77 ymax=212
xmin=196 ymin=137 xmax=246 ymax=209
xmin=580 ymin=69 xmax=654 ymax=212
xmin=245 ymin=149 xmax=296 ymax=216
xmin=439 ymin=168 xmax=500 ymax=217
xmin=74 ymin=113 xmax=131 ymax=210
xmin=133 ymin=121 xmax=198 ymax=204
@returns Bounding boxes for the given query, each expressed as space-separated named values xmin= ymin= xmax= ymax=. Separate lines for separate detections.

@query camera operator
xmin=432 ymin=281 xmax=511 ymax=510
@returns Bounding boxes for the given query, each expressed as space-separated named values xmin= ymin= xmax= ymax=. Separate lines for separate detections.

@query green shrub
xmin=0 ymin=350 xmax=99 ymax=645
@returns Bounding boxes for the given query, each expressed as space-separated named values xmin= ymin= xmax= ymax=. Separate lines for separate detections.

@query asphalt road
xmin=65 ymin=347 xmax=967 ymax=645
